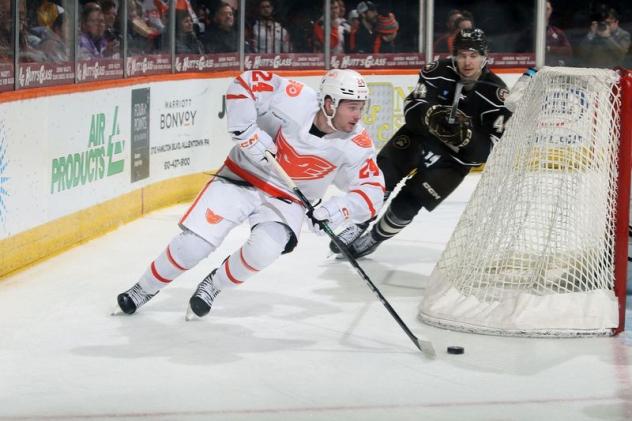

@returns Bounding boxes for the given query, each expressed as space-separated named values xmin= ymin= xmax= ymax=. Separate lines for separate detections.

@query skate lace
xmin=338 ymin=224 xmax=362 ymax=245
xmin=351 ymin=233 xmax=378 ymax=253
xmin=127 ymin=283 xmax=155 ymax=306
xmin=194 ymin=277 xmax=221 ymax=306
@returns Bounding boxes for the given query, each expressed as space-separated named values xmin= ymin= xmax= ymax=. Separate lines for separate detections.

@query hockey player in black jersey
xmin=334 ymin=28 xmax=513 ymax=258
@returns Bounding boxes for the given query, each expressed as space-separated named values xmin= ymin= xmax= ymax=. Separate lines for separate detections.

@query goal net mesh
xmin=418 ymin=67 xmax=623 ymax=337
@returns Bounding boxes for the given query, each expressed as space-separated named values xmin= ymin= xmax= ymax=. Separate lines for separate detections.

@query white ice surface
xmin=1 ymin=175 xmax=631 ymax=421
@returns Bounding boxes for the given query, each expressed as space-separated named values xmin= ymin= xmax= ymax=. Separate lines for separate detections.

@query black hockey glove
xmin=424 ymin=105 xmax=473 ymax=149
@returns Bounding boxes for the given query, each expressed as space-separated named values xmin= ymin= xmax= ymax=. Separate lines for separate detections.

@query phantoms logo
xmin=0 ymin=123 xmax=8 ymax=222
xmin=51 ymin=107 xmax=125 ymax=193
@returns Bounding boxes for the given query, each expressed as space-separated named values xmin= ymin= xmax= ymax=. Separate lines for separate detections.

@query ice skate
xmin=113 ymin=283 xmax=158 ymax=315
xmin=186 ymin=270 xmax=221 ymax=320
xmin=329 ymin=222 xmax=368 ymax=254
xmin=349 ymin=232 xmax=383 ymax=258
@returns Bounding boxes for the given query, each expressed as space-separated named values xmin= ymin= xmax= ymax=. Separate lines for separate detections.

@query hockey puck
xmin=447 ymin=346 xmax=464 ymax=355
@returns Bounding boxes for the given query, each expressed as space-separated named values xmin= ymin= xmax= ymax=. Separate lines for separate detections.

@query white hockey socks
xmin=138 ymin=230 xmax=215 ymax=294
xmin=214 ymin=222 xmax=291 ymax=289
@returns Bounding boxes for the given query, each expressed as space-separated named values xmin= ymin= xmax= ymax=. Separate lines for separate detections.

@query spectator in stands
xmin=445 ymin=8 xmax=463 ymax=32
xmin=373 ymin=8 xmax=399 ymax=53
xmin=18 ymin=0 xmax=47 ymax=62
xmin=544 ymin=1 xmax=572 ymax=66
xmin=313 ymin=0 xmax=345 ymax=53
xmin=455 ymin=15 xmax=474 ymax=32
xmin=36 ymin=0 xmax=60 ymax=28
xmin=434 ymin=9 xmax=461 ymax=53
xmin=345 ymin=8 xmax=361 ymax=53
xmin=337 ymin=0 xmax=347 ymax=23
xmin=285 ymin=2 xmax=318 ymax=53
xmin=140 ymin=0 xmax=167 ymax=34
xmin=176 ymin=0 xmax=202 ymax=34
xmin=127 ymin=0 xmax=160 ymax=55
xmin=78 ymin=3 xmax=108 ymax=60
xmin=250 ymin=0 xmax=291 ymax=53
xmin=353 ymin=0 xmax=378 ymax=54
xmin=434 ymin=9 xmax=474 ymax=53
xmin=35 ymin=8 xmax=69 ymax=62
xmin=195 ymin=3 xmax=212 ymax=33
xmin=175 ymin=10 xmax=204 ymax=54
xmin=100 ymin=0 xmax=121 ymax=58
xmin=578 ymin=7 xmax=630 ymax=68
xmin=336 ymin=0 xmax=350 ymax=34
xmin=515 ymin=0 xmax=571 ymax=66
xmin=202 ymin=3 xmax=239 ymax=53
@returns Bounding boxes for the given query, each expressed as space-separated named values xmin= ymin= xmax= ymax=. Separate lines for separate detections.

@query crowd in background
xmin=0 ymin=0 xmax=630 ymax=69
xmin=435 ymin=1 xmax=631 ymax=67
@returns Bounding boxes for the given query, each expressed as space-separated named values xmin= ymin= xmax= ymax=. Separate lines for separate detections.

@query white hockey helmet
xmin=319 ymin=69 xmax=369 ymax=109
xmin=318 ymin=69 xmax=369 ymax=130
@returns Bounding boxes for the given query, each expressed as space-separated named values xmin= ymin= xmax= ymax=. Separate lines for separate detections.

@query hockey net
xmin=418 ymin=67 xmax=632 ymax=337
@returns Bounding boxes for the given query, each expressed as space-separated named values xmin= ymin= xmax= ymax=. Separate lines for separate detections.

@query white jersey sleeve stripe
xmin=361 ymin=181 xmax=386 ymax=192
xmin=235 ymin=76 xmax=256 ymax=100
xmin=226 ymin=94 xmax=249 ymax=100
xmin=350 ymin=189 xmax=377 ymax=218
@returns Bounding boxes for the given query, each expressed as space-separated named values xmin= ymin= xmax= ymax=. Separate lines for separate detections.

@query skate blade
xmin=110 ymin=306 xmax=125 ymax=316
xmin=185 ymin=305 xmax=201 ymax=321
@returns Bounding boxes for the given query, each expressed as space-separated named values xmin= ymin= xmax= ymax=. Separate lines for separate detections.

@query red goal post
xmin=615 ymin=68 xmax=632 ymax=334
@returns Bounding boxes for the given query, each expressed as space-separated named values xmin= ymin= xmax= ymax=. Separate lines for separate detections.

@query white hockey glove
xmin=235 ymin=128 xmax=277 ymax=168
xmin=307 ymin=197 xmax=350 ymax=235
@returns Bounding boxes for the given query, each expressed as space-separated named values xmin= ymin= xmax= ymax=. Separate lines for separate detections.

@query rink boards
xmin=0 ymin=71 xmax=520 ymax=278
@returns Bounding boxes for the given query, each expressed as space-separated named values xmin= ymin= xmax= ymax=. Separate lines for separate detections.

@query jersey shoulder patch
xmin=422 ymin=59 xmax=456 ymax=80
xmin=284 ymin=80 xmax=304 ymax=97
xmin=422 ymin=60 xmax=440 ymax=74
xmin=351 ymin=129 xmax=373 ymax=148
xmin=496 ymin=87 xmax=509 ymax=103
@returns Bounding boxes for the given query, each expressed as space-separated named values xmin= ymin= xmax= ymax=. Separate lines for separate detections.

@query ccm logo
xmin=422 ymin=182 xmax=441 ymax=200
xmin=239 ymin=134 xmax=258 ymax=148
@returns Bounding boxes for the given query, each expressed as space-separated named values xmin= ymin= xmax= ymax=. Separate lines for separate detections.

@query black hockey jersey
xmin=403 ymin=58 xmax=512 ymax=166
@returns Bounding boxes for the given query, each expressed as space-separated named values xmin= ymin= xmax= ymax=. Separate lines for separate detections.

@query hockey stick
xmin=447 ymin=78 xmax=508 ymax=124
xmin=265 ymin=151 xmax=436 ymax=357
xmin=447 ymin=82 xmax=464 ymax=125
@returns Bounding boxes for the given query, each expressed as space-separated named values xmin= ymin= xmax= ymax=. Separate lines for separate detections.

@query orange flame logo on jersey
xmin=285 ymin=80 xmax=304 ymax=97
xmin=352 ymin=129 xmax=373 ymax=148
xmin=205 ymin=208 xmax=224 ymax=224
xmin=275 ymin=130 xmax=336 ymax=180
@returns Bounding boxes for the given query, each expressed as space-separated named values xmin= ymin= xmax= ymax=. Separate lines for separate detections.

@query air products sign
xmin=50 ymin=107 xmax=125 ymax=193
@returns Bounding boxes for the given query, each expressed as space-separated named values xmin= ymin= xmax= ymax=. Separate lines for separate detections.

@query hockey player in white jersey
xmin=115 ymin=69 xmax=385 ymax=318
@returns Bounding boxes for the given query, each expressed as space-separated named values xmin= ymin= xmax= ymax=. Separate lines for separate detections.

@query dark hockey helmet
xmin=452 ymin=28 xmax=488 ymax=56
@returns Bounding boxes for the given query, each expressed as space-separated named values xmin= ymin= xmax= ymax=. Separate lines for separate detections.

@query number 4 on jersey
xmin=359 ymin=158 xmax=380 ymax=178
xmin=493 ymin=115 xmax=505 ymax=133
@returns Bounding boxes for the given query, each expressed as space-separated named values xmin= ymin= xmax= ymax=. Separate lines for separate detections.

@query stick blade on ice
xmin=418 ymin=337 xmax=436 ymax=358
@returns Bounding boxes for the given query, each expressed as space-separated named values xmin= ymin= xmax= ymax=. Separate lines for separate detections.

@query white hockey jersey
xmin=221 ymin=70 xmax=385 ymax=224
